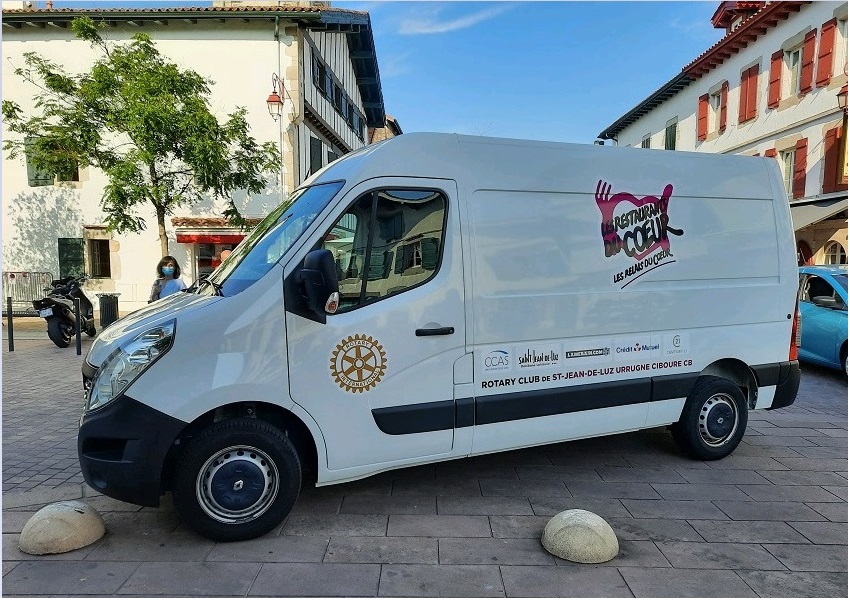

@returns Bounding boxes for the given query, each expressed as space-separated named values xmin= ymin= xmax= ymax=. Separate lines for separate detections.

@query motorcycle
xmin=32 ymin=275 xmax=97 ymax=348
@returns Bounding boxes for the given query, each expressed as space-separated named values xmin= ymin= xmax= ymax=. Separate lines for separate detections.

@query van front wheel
xmin=172 ymin=418 xmax=302 ymax=542
xmin=670 ymin=376 xmax=748 ymax=461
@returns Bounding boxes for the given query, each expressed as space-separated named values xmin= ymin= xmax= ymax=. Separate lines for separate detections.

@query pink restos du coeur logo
xmin=595 ymin=180 xmax=685 ymax=288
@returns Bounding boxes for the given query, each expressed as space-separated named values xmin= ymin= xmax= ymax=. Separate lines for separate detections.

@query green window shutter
xmin=25 ymin=138 xmax=54 ymax=187
xmin=58 ymin=238 xmax=85 ymax=279
xmin=421 ymin=238 xmax=439 ymax=270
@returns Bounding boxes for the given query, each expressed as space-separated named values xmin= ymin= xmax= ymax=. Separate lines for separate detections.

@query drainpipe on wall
xmin=274 ymin=14 xmax=286 ymax=202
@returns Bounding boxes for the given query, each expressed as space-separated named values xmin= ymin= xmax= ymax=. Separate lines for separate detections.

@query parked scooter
xmin=32 ymin=275 xmax=97 ymax=348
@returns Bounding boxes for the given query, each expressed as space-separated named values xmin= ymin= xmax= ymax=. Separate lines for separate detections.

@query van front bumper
xmin=78 ymin=394 xmax=187 ymax=507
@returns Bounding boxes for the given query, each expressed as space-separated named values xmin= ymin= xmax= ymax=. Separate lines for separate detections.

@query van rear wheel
xmin=172 ymin=418 xmax=302 ymax=542
xmin=670 ymin=376 xmax=747 ymax=461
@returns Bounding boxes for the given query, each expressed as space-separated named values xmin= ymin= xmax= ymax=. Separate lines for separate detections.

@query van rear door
xmin=285 ymin=178 xmax=467 ymax=472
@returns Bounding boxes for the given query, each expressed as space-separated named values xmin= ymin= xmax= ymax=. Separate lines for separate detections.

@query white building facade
xmin=1 ymin=1 xmax=386 ymax=310
xmin=599 ymin=1 xmax=847 ymax=266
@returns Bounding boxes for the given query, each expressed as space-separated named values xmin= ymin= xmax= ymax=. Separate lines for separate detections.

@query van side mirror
xmin=298 ymin=249 xmax=340 ymax=322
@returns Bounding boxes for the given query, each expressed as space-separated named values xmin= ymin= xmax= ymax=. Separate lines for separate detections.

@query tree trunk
xmin=156 ymin=206 xmax=168 ymax=258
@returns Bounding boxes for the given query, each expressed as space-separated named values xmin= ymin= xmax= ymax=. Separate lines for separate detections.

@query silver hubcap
xmin=698 ymin=393 xmax=739 ymax=447
xmin=196 ymin=445 xmax=279 ymax=524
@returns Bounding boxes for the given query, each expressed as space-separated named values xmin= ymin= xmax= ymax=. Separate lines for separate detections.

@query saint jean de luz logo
xmin=595 ymin=180 xmax=685 ymax=288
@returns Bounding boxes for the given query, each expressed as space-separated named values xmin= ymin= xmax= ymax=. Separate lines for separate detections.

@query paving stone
xmin=2 ymin=532 xmax=98 ymax=562
xmin=822 ymin=485 xmax=848 ymax=501
xmin=119 ymin=561 xmax=259 ymax=596
xmin=791 ymin=446 xmax=848 ymax=459
xmin=391 ymin=479 xmax=483 ymax=496
xmin=206 ymin=535 xmax=329 ymax=563
xmin=379 ymin=564 xmax=504 ymax=597
xmin=330 ymin=478 xmax=393 ymax=496
xmin=552 ymin=539 xmax=669 ymax=568
xmin=788 ymin=521 xmax=848 ymax=545
xmin=1 ymin=560 xmax=140 ymax=596
xmin=730 ymin=443 xmax=803 ymax=458
xmin=650 ymin=483 xmax=751 ymax=501
xmin=673 ymin=468 xmax=771 ymax=485
xmin=529 ymin=496 xmax=631 ymax=519
xmin=736 ymin=570 xmax=848 ymax=597
xmin=437 ymin=495 xmax=534 ymax=516
xmin=475 ymin=448 xmax=553 ymax=467
xmin=439 ymin=537 xmax=554 ymax=566
xmin=548 ymin=453 xmax=631 ymax=468
xmin=2 ymin=560 xmax=19 ymax=576
xmin=324 ymin=536 xmax=437 ymax=564
xmin=620 ymin=500 xmax=728 ymax=520
xmin=340 ymin=494 xmax=436 ymax=515
xmin=622 ymin=453 xmax=712 ymax=469
xmin=1 ymin=511 xmax=36 ymax=533
xmin=513 ymin=465 xmax=602 ymax=482
xmin=742 ymin=435 xmax=815 ymax=446
xmin=806 ymin=502 xmax=849 ymax=522
xmin=799 ymin=435 xmax=847 ymax=447
xmin=501 ymin=564 xmax=631 ymax=597
xmin=773 ymin=458 xmax=848 ymax=472
xmin=435 ymin=463 xmax=518 ymax=480
xmin=290 ymin=492 xmax=344 ymax=514
xmin=489 ymin=515 xmax=550 ymax=539
xmin=713 ymin=500 xmax=827 ymax=521
xmin=763 ymin=543 xmax=849 ymax=572
xmin=281 ymin=514 xmax=388 ymax=537
xmin=737 ymin=484 xmax=844 ymax=502
xmin=758 ymin=470 xmax=848 ymax=486
xmin=596 ymin=467 xmax=687 ymax=484
xmin=387 ymin=514 xmax=491 ymax=538
xmin=566 ymin=481 xmax=661 ymax=500
xmin=703 ymin=456 xmax=789 ymax=470
xmin=618 ymin=566 xmax=757 ymax=597
xmin=251 ymin=563 xmax=381 ymax=597
xmin=749 ymin=426 xmax=826 ymax=437
xmin=686 ymin=519 xmax=809 ymax=544
xmin=479 ymin=478 xmax=567 ymax=497
xmin=814 ymin=428 xmax=848 ymax=438
xmin=86 ymin=530 xmax=215 ymax=562
xmin=655 ymin=541 xmax=786 ymax=570
xmin=99 ymin=509 xmax=181 ymax=535
xmin=607 ymin=517 xmax=703 ymax=542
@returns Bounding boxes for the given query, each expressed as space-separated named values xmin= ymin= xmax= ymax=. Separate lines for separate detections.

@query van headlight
xmin=86 ymin=320 xmax=175 ymax=412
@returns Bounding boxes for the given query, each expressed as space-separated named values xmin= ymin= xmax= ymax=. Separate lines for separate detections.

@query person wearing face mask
xmin=149 ymin=255 xmax=187 ymax=302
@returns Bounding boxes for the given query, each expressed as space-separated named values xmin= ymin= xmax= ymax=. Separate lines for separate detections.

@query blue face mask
xmin=162 ymin=266 xmax=175 ymax=277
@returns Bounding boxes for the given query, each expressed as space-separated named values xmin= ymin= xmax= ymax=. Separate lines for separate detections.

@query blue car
xmin=798 ymin=265 xmax=848 ymax=373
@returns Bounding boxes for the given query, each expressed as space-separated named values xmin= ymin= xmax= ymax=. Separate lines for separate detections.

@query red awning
xmin=176 ymin=233 xmax=246 ymax=244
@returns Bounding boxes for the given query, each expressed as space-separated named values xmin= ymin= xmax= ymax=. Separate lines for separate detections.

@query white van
xmin=78 ymin=133 xmax=801 ymax=541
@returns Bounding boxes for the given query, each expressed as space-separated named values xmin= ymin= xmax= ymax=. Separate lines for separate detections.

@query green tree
xmin=2 ymin=16 xmax=279 ymax=257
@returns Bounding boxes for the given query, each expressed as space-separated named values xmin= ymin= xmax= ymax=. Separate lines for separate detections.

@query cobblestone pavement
xmin=2 ymin=338 xmax=847 ymax=597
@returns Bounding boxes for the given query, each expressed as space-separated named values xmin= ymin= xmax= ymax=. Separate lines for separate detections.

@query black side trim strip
xmin=476 ymin=378 xmax=653 ymax=426
xmin=372 ymin=399 xmax=454 ymax=434
xmin=652 ymin=373 xmax=699 ymax=402
xmin=752 ymin=363 xmax=781 ymax=387
xmin=456 ymin=397 xmax=474 ymax=429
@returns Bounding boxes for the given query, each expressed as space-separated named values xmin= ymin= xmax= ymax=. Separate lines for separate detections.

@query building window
xmin=786 ymin=46 xmax=803 ymax=97
xmin=57 ymin=238 xmax=85 ymax=279
xmin=327 ymin=150 xmax=339 ymax=164
xmin=664 ymin=119 xmax=677 ymax=150
xmin=781 ymin=148 xmax=795 ymax=196
xmin=88 ymin=239 xmax=111 ymax=278
xmin=824 ymin=241 xmax=847 ymax=265
xmin=739 ymin=64 xmax=759 ymax=123
xmin=641 ymin=135 xmax=651 ymax=149
xmin=823 ymin=119 xmax=848 ymax=194
xmin=25 ymin=138 xmax=54 ymax=187
xmin=709 ymin=90 xmax=723 ymax=132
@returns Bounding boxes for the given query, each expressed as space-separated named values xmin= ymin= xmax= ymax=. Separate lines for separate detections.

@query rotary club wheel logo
xmin=330 ymin=334 xmax=387 ymax=393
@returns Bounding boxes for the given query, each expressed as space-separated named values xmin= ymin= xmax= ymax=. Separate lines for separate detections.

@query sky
xmin=42 ymin=0 xmax=727 ymax=144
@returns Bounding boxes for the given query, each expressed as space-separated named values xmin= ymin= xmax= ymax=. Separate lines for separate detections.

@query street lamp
xmin=266 ymin=73 xmax=286 ymax=121
xmin=838 ymin=84 xmax=848 ymax=111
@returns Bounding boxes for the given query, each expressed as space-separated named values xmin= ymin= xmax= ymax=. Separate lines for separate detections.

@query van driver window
xmin=321 ymin=188 xmax=447 ymax=311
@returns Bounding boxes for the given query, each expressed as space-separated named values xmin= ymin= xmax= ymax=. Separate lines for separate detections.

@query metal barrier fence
xmin=1 ymin=271 xmax=53 ymax=316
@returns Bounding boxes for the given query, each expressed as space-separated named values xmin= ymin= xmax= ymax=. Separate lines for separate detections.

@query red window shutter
xmin=697 ymin=94 xmax=709 ymax=141
xmin=792 ymin=138 xmax=808 ymax=199
xmin=822 ymin=127 xmax=847 ymax=193
xmin=764 ymin=148 xmax=777 ymax=158
xmin=816 ymin=19 xmax=836 ymax=88
xmin=719 ymin=81 xmax=728 ymax=132
xmin=768 ymin=51 xmax=782 ymax=108
xmin=800 ymin=30 xmax=817 ymax=94
xmin=738 ymin=69 xmax=749 ymax=123
xmin=746 ymin=65 xmax=759 ymax=121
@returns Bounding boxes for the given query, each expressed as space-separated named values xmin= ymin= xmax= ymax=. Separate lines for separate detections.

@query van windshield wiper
xmin=199 ymin=277 xmax=224 ymax=296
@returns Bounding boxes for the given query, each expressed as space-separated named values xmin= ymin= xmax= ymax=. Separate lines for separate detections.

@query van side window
xmin=321 ymin=188 xmax=447 ymax=311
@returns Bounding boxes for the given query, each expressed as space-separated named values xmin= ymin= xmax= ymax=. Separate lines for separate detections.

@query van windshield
xmin=201 ymin=181 xmax=345 ymax=297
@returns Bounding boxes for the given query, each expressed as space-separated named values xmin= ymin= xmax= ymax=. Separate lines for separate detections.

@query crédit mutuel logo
xmin=595 ymin=180 xmax=684 ymax=288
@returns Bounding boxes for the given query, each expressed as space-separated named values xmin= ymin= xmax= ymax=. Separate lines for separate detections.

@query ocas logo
xmin=483 ymin=349 xmax=511 ymax=371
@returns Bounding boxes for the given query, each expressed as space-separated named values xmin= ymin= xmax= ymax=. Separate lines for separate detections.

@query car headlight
xmin=86 ymin=320 xmax=176 ymax=412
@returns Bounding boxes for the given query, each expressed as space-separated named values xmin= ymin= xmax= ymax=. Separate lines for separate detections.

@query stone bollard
xmin=19 ymin=501 xmax=105 ymax=555
xmin=541 ymin=508 xmax=619 ymax=563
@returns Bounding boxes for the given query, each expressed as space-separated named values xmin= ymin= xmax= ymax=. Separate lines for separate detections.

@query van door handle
xmin=416 ymin=327 xmax=455 ymax=336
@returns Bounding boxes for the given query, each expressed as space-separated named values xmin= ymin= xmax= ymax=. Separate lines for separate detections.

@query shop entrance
xmin=197 ymin=243 xmax=235 ymax=279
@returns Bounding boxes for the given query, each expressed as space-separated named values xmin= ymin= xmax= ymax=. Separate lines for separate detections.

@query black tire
xmin=85 ymin=324 xmax=97 ymax=337
xmin=172 ymin=418 xmax=302 ymax=542
xmin=670 ymin=376 xmax=748 ymax=460
xmin=46 ymin=317 xmax=71 ymax=348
